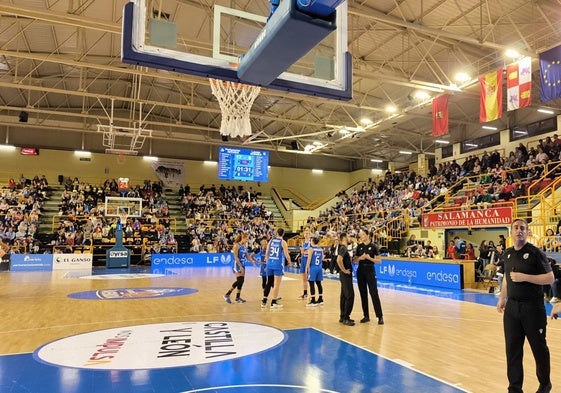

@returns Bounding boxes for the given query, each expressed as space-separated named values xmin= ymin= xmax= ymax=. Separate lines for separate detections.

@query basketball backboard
xmin=122 ymin=0 xmax=351 ymax=100
xmin=104 ymin=197 xmax=143 ymax=218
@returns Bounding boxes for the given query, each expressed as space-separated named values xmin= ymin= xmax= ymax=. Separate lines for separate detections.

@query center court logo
xmin=34 ymin=321 xmax=287 ymax=370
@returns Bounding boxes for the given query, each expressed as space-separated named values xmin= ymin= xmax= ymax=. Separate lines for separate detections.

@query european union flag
xmin=540 ymin=44 xmax=561 ymax=102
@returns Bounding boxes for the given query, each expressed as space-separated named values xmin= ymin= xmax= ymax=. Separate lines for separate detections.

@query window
xmin=460 ymin=133 xmax=500 ymax=154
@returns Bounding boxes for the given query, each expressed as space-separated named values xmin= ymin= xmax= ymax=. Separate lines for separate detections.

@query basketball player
xmin=298 ymin=227 xmax=312 ymax=300
xmin=497 ymin=218 xmax=553 ymax=393
xmin=262 ymin=228 xmax=291 ymax=309
xmin=224 ymin=232 xmax=252 ymax=303
xmin=253 ymin=237 xmax=269 ymax=290
xmin=305 ymin=236 xmax=324 ymax=306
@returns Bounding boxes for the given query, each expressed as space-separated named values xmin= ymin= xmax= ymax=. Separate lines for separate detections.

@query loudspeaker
xmin=290 ymin=141 xmax=298 ymax=150
xmin=221 ymin=135 xmax=229 ymax=142
xmin=19 ymin=111 xmax=28 ymax=123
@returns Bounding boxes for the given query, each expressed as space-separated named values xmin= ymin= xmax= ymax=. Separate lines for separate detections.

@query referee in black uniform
xmin=496 ymin=218 xmax=554 ymax=393
xmin=355 ymin=230 xmax=384 ymax=325
xmin=336 ymin=232 xmax=355 ymax=326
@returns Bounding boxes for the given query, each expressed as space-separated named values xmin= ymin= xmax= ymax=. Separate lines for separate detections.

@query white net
xmin=209 ymin=78 xmax=261 ymax=138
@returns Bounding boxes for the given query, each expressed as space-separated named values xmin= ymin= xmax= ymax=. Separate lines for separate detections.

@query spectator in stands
xmin=424 ymin=240 xmax=435 ymax=258
xmin=446 ymin=240 xmax=456 ymax=259
xmin=465 ymin=243 xmax=476 ymax=260
xmin=479 ymin=240 xmax=491 ymax=266
xmin=543 ymin=228 xmax=558 ymax=252
xmin=406 ymin=234 xmax=418 ymax=256
xmin=454 ymin=236 xmax=466 ymax=258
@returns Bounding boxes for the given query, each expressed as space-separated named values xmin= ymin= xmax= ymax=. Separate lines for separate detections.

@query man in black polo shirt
xmin=496 ymin=218 xmax=554 ymax=393
xmin=354 ymin=229 xmax=384 ymax=325
xmin=336 ymin=232 xmax=354 ymax=326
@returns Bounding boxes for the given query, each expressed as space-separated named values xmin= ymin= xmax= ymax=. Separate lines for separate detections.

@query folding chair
xmin=482 ymin=264 xmax=498 ymax=292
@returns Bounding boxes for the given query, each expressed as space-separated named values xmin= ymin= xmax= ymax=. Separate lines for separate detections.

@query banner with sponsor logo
xmin=10 ymin=254 xmax=53 ymax=272
xmin=52 ymin=253 xmax=93 ymax=270
xmin=421 ymin=206 xmax=512 ymax=229
xmin=150 ymin=253 xmax=234 ymax=273
xmin=376 ymin=259 xmax=463 ymax=290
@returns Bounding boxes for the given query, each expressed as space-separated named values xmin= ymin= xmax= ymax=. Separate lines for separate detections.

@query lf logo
xmin=380 ymin=264 xmax=395 ymax=276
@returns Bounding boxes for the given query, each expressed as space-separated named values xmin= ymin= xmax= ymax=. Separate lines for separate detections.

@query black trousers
xmin=503 ymin=299 xmax=551 ymax=393
xmin=356 ymin=265 xmax=383 ymax=319
xmin=339 ymin=271 xmax=354 ymax=320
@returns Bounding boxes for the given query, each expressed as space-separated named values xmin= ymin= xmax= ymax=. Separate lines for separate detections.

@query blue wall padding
xmin=296 ymin=0 xmax=346 ymax=18
xmin=238 ymin=0 xmax=337 ymax=86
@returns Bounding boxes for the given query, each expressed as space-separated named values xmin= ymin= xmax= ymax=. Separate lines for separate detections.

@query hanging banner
xmin=422 ymin=206 xmax=513 ymax=228
xmin=151 ymin=159 xmax=185 ymax=187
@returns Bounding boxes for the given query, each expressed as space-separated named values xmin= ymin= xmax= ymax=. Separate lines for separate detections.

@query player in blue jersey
xmin=305 ymin=236 xmax=324 ymax=306
xmin=224 ymin=232 xmax=253 ymax=303
xmin=298 ymin=227 xmax=312 ymax=300
xmin=262 ymin=228 xmax=291 ymax=309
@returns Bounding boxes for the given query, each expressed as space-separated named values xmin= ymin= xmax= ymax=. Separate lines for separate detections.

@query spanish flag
xmin=479 ymin=68 xmax=503 ymax=123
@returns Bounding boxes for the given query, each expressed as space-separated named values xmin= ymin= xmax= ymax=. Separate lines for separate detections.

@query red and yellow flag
xmin=479 ymin=68 xmax=503 ymax=123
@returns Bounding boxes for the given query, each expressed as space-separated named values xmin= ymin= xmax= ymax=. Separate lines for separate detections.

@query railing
xmin=51 ymin=214 xmax=177 ymax=233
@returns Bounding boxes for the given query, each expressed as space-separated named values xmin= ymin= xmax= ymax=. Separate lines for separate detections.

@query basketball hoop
xmin=117 ymin=211 xmax=128 ymax=231
xmin=209 ymin=78 xmax=261 ymax=138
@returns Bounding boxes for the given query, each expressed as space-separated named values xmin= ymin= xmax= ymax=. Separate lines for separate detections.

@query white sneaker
xmin=270 ymin=303 xmax=283 ymax=309
xmin=550 ymin=297 xmax=560 ymax=303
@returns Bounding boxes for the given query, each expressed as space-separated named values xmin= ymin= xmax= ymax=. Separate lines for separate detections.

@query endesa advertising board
xmin=150 ymin=253 xmax=234 ymax=274
xmin=376 ymin=258 xmax=464 ymax=290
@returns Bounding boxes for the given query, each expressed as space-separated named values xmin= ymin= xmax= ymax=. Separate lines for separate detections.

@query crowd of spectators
xmin=0 ymin=174 xmax=48 ymax=253
xmin=2 ymin=135 xmax=560 ymax=259
xmin=305 ymin=136 xmax=561 ymax=246
xmin=179 ymin=184 xmax=276 ymax=253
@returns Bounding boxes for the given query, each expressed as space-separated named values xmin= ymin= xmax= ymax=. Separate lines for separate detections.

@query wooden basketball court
xmin=1 ymin=266 xmax=560 ymax=392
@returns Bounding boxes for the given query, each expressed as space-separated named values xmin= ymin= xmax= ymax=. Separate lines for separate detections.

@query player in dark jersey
xmin=262 ymin=228 xmax=291 ymax=309
xmin=249 ymin=237 xmax=269 ymax=289
xmin=224 ymin=232 xmax=252 ymax=303
xmin=305 ymin=236 xmax=324 ymax=306
xmin=298 ymin=227 xmax=312 ymax=300
xmin=497 ymin=218 xmax=554 ymax=393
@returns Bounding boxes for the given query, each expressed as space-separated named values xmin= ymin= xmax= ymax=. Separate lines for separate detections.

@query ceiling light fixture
xmin=482 ymin=126 xmax=497 ymax=130
xmin=505 ymin=48 xmax=520 ymax=58
xmin=399 ymin=150 xmax=412 ymax=155
xmin=537 ymin=108 xmax=554 ymax=114
xmin=385 ymin=105 xmax=397 ymax=113
xmin=454 ymin=72 xmax=470 ymax=83
xmin=465 ymin=143 xmax=478 ymax=147
xmin=360 ymin=117 xmax=372 ymax=125
xmin=74 ymin=150 xmax=91 ymax=156
xmin=435 ymin=140 xmax=449 ymax=144
xmin=370 ymin=159 xmax=383 ymax=163
xmin=414 ymin=90 xmax=430 ymax=100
